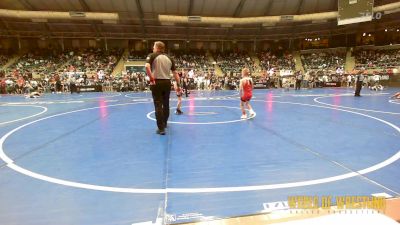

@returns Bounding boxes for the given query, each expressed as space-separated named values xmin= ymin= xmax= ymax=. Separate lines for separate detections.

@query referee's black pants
xmin=296 ymin=80 xmax=301 ymax=90
xmin=151 ymin=79 xmax=171 ymax=130
xmin=354 ymin=81 xmax=362 ymax=96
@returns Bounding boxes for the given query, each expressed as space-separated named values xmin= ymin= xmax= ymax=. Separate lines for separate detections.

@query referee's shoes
xmin=156 ymin=129 xmax=166 ymax=135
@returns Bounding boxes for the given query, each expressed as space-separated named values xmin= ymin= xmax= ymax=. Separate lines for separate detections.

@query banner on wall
xmin=254 ymin=82 xmax=268 ymax=89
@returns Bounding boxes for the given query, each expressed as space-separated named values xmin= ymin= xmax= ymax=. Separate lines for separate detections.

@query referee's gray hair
xmin=154 ymin=41 xmax=165 ymax=53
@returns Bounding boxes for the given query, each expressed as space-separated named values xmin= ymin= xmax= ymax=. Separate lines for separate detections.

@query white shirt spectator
xmin=347 ymin=75 xmax=352 ymax=82
xmin=323 ymin=75 xmax=328 ymax=82
xmin=304 ymin=72 xmax=310 ymax=81
xmin=188 ymin=69 xmax=194 ymax=79
xmin=5 ymin=79 xmax=13 ymax=85
xmin=336 ymin=67 xmax=344 ymax=75
xmin=30 ymin=80 xmax=38 ymax=88
xmin=97 ymin=70 xmax=104 ymax=80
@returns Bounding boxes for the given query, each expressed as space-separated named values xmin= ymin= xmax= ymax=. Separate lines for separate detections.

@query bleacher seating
xmin=354 ymin=49 xmax=400 ymax=69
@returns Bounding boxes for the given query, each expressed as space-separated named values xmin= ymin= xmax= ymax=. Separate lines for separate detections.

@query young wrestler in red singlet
xmin=239 ymin=68 xmax=256 ymax=119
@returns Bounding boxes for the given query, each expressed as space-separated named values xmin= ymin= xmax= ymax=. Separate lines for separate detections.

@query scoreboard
xmin=338 ymin=0 xmax=375 ymax=25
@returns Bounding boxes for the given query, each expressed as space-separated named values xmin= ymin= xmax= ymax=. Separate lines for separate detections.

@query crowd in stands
xmin=0 ymin=71 xmax=147 ymax=95
xmin=127 ymin=50 xmax=147 ymax=61
xmin=1 ymin=68 xmax=388 ymax=95
xmin=258 ymin=50 xmax=295 ymax=71
xmin=354 ymin=49 xmax=400 ymax=69
xmin=256 ymin=72 xmax=386 ymax=90
xmin=0 ymin=48 xmax=123 ymax=94
xmin=171 ymin=50 xmax=214 ymax=74
xmin=301 ymin=51 xmax=346 ymax=73
xmin=214 ymin=51 xmax=257 ymax=74
xmin=1 ymin=47 xmax=399 ymax=95
xmin=8 ymin=50 xmax=70 ymax=78
xmin=67 ymin=48 xmax=123 ymax=77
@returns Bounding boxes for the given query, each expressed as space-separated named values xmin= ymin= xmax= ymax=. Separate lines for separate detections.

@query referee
xmin=354 ymin=72 xmax=364 ymax=97
xmin=145 ymin=41 xmax=181 ymax=135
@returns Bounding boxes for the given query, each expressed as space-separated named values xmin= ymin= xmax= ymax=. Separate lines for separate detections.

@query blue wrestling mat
xmin=0 ymin=88 xmax=399 ymax=224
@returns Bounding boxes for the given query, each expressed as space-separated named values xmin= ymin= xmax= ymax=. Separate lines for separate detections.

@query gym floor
xmin=0 ymin=87 xmax=399 ymax=225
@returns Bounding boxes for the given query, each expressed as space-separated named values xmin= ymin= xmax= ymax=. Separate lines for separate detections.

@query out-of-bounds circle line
xmin=0 ymin=105 xmax=48 ymax=125
xmin=0 ymin=99 xmax=399 ymax=193
xmin=186 ymin=90 xmax=239 ymax=98
xmin=124 ymin=93 xmax=152 ymax=99
xmin=146 ymin=105 xmax=256 ymax=124
xmin=314 ymin=94 xmax=400 ymax=115
xmin=0 ymin=102 xmax=147 ymax=165
xmin=60 ymin=92 xmax=122 ymax=101
xmin=188 ymin=112 xmax=218 ymax=116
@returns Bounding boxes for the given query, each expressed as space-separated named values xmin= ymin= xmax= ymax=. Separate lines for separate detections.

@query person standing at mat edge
xmin=174 ymin=72 xmax=184 ymax=115
xmin=145 ymin=41 xmax=181 ymax=135
xmin=239 ymin=68 xmax=256 ymax=119
xmin=354 ymin=71 xmax=364 ymax=97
